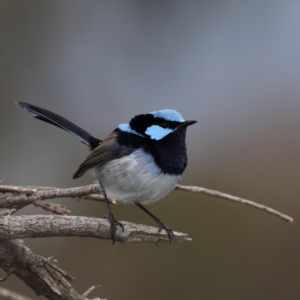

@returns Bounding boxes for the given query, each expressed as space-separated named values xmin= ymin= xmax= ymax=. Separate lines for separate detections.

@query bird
xmin=16 ymin=102 xmax=197 ymax=243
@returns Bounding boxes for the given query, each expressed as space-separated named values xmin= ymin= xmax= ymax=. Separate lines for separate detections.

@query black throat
xmin=116 ymin=127 xmax=188 ymax=175
xmin=144 ymin=127 xmax=188 ymax=175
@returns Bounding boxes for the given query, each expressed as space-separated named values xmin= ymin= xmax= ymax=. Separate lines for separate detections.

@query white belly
xmin=93 ymin=149 xmax=180 ymax=205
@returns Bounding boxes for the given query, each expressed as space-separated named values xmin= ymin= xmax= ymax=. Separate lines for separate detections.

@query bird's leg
xmin=135 ymin=202 xmax=174 ymax=243
xmin=99 ymin=181 xmax=124 ymax=244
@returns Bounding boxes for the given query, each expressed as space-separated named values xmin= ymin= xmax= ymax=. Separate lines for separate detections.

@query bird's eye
xmin=161 ymin=121 xmax=168 ymax=128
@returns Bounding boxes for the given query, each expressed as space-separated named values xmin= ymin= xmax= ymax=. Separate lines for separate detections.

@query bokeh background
xmin=1 ymin=1 xmax=300 ymax=299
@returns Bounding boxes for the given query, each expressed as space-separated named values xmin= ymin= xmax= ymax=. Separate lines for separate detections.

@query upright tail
xmin=16 ymin=102 xmax=102 ymax=150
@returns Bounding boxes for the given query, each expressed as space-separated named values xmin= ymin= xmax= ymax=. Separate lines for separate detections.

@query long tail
xmin=16 ymin=102 xmax=101 ymax=150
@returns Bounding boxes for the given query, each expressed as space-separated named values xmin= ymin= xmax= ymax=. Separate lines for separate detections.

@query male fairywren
xmin=16 ymin=102 xmax=197 ymax=243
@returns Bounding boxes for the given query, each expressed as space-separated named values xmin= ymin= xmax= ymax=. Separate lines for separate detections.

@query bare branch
xmin=175 ymin=184 xmax=293 ymax=222
xmin=0 ymin=287 xmax=33 ymax=300
xmin=0 ymin=182 xmax=293 ymax=222
xmin=0 ymin=240 xmax=102 ymax=300
xmin=33 ymin=199 xmax=70 ymax=215
xmin=0 ymin=175 xmax=10 ymax=184
xmin=0 ymin=180 xmax=292 ymax=299
xmin=0 ymin=184 xmax=115 ymax=215
xmin=0 ymin=215 xmax=191 ymax=243
xmin=82 ymin=286 xmax=105 ymax=300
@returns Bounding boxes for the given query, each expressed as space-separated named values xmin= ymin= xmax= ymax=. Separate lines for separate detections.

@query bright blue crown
xmin=150 ymin=109 xmax=184 ymax=122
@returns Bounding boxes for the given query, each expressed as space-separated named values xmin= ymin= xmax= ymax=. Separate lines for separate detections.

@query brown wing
xmin=73 ymin=131 xmax=132 ymax=179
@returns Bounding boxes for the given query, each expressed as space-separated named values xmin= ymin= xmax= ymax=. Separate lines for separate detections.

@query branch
xmin=0 ymin=179 xmax=293 ymax=299
xmin=0 ymin=239 xmax=103 ymax=300
xmin=0 ymin=182 xmax=293 ymax=223
xmin=0 ymin=184 xmax=115 ymax=215
xmin=0 ymin=287 xmax=33 ymax=300
xmin=0 ymin=215 xmax=191 ymax=243
xmin=175 ymin=185 xmax=293 ymax=222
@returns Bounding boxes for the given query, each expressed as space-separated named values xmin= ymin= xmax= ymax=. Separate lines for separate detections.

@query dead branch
xmin=0 ymin=184 xmax=115 ymax=215
xmin=0 ymin=215 xmax=191 ymax=243
xmin=0 ymin=287 xmax=33 ymax=300
xmin=0 ymin=239 xmax=102 ymax=300
xmin=175 ymin=184 xmax=293 ymax=222
xmin=0 ymin=183 xmax=293 ymax=222
xmin=0 ymin=178 xmax=293 ymax=300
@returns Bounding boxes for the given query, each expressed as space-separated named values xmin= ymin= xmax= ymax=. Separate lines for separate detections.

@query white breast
xmin=93 ymin=149 xmax=180 ymax=205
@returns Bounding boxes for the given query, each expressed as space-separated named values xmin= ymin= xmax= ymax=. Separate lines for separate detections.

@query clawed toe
xmin=107 ymin=212 xmax=124 ymax=244
xmin=157 ymin=222 xmax=174 ymax=243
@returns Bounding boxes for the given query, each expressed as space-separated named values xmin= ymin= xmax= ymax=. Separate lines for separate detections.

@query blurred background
xmin=0 ymin=1 xmax=300 ymax=299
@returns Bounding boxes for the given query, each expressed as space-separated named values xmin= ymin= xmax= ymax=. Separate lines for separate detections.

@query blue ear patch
xmin=150 ymin=109 xmax=184 ymax=122
xmin=118 ymin=123 xmax=145 ymax=137
xmin=145 ymin=125 xmax=173 ymax=140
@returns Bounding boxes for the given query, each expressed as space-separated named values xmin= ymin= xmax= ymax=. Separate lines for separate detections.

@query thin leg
xmin=99 ymin=181 xmax=124 ymax=244
xmin=135 ymin=202 xmax=174 ymax=243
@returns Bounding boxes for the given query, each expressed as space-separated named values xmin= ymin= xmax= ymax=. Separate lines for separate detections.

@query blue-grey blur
xmin=1 ymin=1 xmax=300 ymax=300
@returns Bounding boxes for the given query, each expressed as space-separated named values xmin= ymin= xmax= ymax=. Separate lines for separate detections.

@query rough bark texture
xmin=0 ymin=180 xmax=292 ymax=299
xmin=0 ymin=215 xmax=191 ymax=243
xmin=0 ymin=183 xmax=292 ymax=222
xmin=0 ymin=240 xmax=101 ymax=300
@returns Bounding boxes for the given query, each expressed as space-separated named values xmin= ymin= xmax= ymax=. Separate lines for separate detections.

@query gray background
xmin=1 ymin=1 xmax=300 ymax=299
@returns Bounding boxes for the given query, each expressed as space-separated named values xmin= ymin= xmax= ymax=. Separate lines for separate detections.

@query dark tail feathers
xmin=16 ymin=102 xmax=101 ymax=150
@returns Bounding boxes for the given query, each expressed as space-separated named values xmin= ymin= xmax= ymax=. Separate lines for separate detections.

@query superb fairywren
xmin=16 ymin=102 xmax=196 ymax=242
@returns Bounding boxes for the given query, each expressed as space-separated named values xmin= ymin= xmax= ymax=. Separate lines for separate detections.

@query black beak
xmin=180 ymin=120 xmax=197 ymax=128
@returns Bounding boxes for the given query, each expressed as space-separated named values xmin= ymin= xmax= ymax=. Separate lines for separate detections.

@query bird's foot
xmin=107 ymin=212 xmax=124 ymax=244
xmin=157 ymin=222 xmax=174 ymax=243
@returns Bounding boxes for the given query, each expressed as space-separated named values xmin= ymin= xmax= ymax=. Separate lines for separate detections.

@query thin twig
xmin=175 ymin=184 xmax=293 ymax=222
xmin=0 ymin=287 xmax=32 ymax=300
xmin=0 ymin=184 xmax=115 ymax=215
xmin=0 ymin=175 xmax=10 ymax=184
xmin=33 ymin=199 xmax=70 ymax=215
xmin=0 ymin=183 xmax=293 ymax=222
xmin=81 ymin=285 xmax=104 ymax=300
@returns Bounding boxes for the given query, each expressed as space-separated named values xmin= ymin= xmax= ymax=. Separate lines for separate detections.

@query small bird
xmin=16 ymin=102 xmax=196 ymax=243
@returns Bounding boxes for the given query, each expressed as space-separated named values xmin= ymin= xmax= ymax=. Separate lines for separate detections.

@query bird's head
xmin=118 ymin=109 xmax=197 ymax=141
